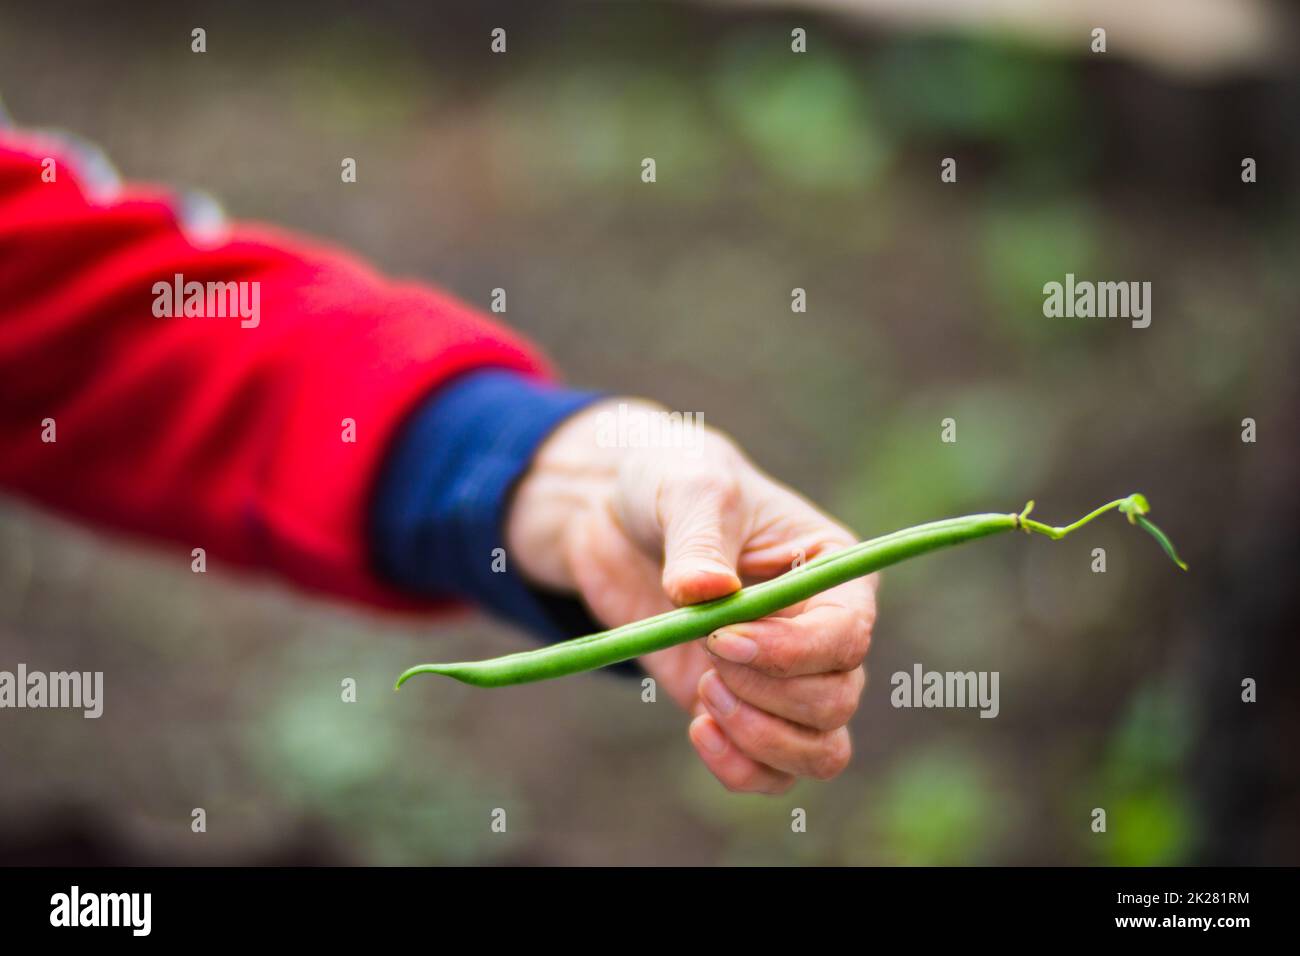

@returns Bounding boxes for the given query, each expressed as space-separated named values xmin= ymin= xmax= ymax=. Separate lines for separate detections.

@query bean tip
xmin=394 ymin=665 xmax=428 ymax=691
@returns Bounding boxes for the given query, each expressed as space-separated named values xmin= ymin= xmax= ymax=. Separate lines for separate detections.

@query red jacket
xmin=0 ymin=128 xmax=551 ymax=608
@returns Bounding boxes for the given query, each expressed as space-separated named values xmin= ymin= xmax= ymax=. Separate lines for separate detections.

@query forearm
xmin=0 ymin=128 xmax=555 ymax=607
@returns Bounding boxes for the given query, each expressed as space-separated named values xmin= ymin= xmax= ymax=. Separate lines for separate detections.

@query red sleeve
xmin=0 ymin=129 xmax=552 ymax=608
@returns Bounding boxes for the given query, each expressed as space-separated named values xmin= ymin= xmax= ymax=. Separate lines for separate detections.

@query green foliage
xmin=868 ymin=750 xmax=1003 ymax=865
xmin=978 ymin=201 xmax=1100 ymax=344
xmin=246 ymin=637 xmax=520 ymax=864
xmin=834 ymin=386 xmax=1055 ymax=533
xmin=1093 ymin=684 xmax=1196 ymax=865
xmin=491 ymin=64 xmax=725 ymax=203
xmin=873 ymin=34 xmax=1093 ymax=188
xmin=712 ymin=32 xmax=892 ymax=192
xmin=1107 ymin=788 xmax=1193 ymax=867
xmin=875 ymin=36 xmax=1081 ymax=144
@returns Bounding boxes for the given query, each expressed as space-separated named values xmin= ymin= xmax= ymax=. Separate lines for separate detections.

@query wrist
xmin=371 ymin=370 xmax=603 ymax=636
xmin=505 ymin=397 xmax=657 ymax=591
xmin=506 ymin=396 xmax=744 ymax=594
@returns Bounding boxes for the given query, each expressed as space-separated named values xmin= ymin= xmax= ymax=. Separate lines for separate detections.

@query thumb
xmin=659 ymin=476 xmax=744 ymax=606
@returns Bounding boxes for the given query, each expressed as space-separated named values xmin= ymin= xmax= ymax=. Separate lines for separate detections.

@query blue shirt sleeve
xmin=369 ymin=368 xmax=610 ymax=643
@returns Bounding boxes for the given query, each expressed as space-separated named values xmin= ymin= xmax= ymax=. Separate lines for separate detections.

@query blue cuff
xmin=370 ymin=369 xmax=607 ymax=642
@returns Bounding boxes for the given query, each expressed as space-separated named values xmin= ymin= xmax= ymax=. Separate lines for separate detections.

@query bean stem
xmin=395 ymin=493 xmax=1185 ymax=690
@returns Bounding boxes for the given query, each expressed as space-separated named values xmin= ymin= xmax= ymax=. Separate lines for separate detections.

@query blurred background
xmin=0 ymin=0 xmax=1297 ymax=865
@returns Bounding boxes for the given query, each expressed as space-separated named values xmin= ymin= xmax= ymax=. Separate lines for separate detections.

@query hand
xmin=506 ymin=398 xmax=877 ymax=794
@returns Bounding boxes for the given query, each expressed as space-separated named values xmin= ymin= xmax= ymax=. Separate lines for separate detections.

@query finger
xmin=712 ymin=661 xmax=866 ymax=732
xmin=766 ymin=570 xmax=878 ymax=619
xmin=735 ymin=566 xmax=875 ymax=626
xmin=639 ymin=641 xmax=714 ymax=712
xmin=698 ymin=670 xmax=853 ymax=780
xmin=688 ymin=714 xmax=795 ymax=795
xmin=738 ymin=524 xmax=859 ymax=582
xmin=658 ymin=473 xmax=745 ymax=606
xmin=567 ymin=502 xmax=675 ymax=626
xmin=704 ymin=595 xmax=874 ymax=677
xmin=732 ymin=478 xmax=859 ymax=580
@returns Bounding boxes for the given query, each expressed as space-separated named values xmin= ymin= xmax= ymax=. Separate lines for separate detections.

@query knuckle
xmin=714 ymin=660 xmax=760 ymax=698
xmin=674 ymin=467 xmax=739 ymax=505
xmin=824 ymin=673 xmax=862 ymax=728
xmin=862 ymin=593 xmax=878 ymax=630
xmin=764 ymin=775 xmax=796 ymax=796
xmin=803 ymin=675 xmax=856 ymax=731
xmin=823 ymin=607 xmax=865 ymax=670
xmin=764 ymin=647 xmax=795 ymax=676
xmin=806 ymin=707 xmax=840 ymax=733
xmin=670 ymin=534 xmax=724 ymax=566
xmin=848 ymin=609 xmax=874 ymax=664
xmin=720 ymin=776 xmax=747 ymax=794
xmin=762 ymin=639 xmax=799 ymax=677
xmin=736 ymin=715 xmax=781 ymax=759
xmin=725 ymin=765 xmax=766 ymax=794
xmin=810 ymin=731 xmax=852 ymax=781
xmin=860 ymin=596 xmax=878 ymax=638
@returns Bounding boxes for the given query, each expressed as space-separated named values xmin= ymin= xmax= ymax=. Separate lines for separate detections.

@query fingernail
xmin=692 ymin=716 xmax=727 ymax=755
xmin=701 ymin=670 xmax=738 ymax=717
xmin=708 ymin=630 xmax=758 ymax=664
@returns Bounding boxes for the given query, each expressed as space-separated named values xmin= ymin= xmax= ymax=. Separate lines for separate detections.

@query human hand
xmin=506 ymin=398 xmax=877 ymax=794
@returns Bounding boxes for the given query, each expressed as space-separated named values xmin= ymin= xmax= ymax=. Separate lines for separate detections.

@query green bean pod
xmin=395 ymin=494 xmax=1185 ymax=690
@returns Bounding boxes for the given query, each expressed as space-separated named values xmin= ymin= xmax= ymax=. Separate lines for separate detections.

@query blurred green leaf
xmin=834 ymin=384 xmax=1056 ymax=533
xmin=978 ymin=200 xmax=1100 ymax=344
xmin=874 ymin=35 xmax=1090 ymax=185
xmin=491 ymin=63 xmax=723 ymax=204
xmin=846 ymin=750 xmax=1003 ymax=865
xmin=1106 ymin=787 xmax=1193 ymax=866
xmin=713 ymin=32 xmax=892 ymax=192
xmin=243 ymin=638 xmax=521 ymax=864
xmin=1092 ymin=683 xmax=1196 ymax=865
